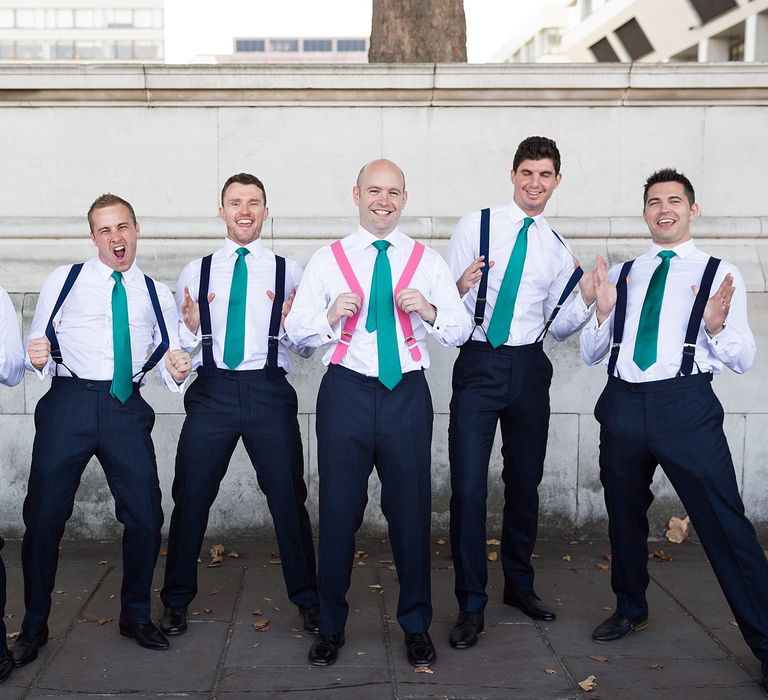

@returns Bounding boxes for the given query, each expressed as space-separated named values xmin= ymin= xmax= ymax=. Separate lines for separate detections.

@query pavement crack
xmin=210 ymin=562 xmax=248 ymax=700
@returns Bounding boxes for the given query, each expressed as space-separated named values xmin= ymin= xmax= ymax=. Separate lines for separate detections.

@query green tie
xmin=633 ymin=250 xmax=677 ymax=371
xmin=365 ymin=240 xmax=402 ymax=390
xmin=486 ymin=217 xmax=533 ymax=348
xmin=223 ymin=247 xmax=249 ymax=369
xmin=109 ymin=271 xmax=133 ymax=404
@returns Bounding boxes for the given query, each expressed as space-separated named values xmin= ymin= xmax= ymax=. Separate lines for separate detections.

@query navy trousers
xmin=597 ymin=373 xmax=768 ymax=662
xmin=448 ymin=340 xmax=553 ymax=613
xmin=316 ymin=364 xmax=433 ymax=636
xmin=1 ymin=536 xmax=7 ymax=654
xmin=161 ymin=367 xmax=317 ymax=611
xmin=21 ymin=378 xmax=163 ymax=632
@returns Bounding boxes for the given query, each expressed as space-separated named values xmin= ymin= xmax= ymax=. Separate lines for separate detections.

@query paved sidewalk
xmin=1 ymin=536 xmax=766 ymax=699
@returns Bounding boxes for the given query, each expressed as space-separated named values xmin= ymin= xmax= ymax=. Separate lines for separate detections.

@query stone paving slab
xmin=2 ymin=536 xmax=768 ymax=699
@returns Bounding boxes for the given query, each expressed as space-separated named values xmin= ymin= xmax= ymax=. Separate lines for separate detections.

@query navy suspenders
xmin=471 ymin=208 xmax=583 ymax=342
xmin=45 ymin=264 xmax=169 ymax=381
xmin=198 ymin=253 xmax=285 ymax=371
xmin=607 ymin=256 xmax=721 ymax=377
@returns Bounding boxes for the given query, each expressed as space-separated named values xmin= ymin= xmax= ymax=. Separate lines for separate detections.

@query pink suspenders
xmin=329 ymin=239 xmax=426 ymax=365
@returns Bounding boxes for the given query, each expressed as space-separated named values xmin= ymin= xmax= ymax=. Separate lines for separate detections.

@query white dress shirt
xmin=27 ymin=256 xmax=183 ymax=391
xmin=580 ymin=240 xmax=755 ymax=381
xmin=0 ymin=286 xmax=24 ymax=387
xmin=177 ymin=238 xmax=310 ymax=372
xmin=446 ymin=200 xmax=593 ymax=344
xmin=285 ymin=226 xmax=472 ymax=375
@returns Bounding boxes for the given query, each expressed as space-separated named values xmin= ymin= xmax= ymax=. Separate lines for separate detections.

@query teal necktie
xmin=109 ymin=271 xmax=133 ymax=404
xmin=486 ymin=217 xmax=533 ymax=348
xmin=633 ymin=250 xmax=677 ymax=371
xmin=223 ymin=247 xmax=249 ymax=369
xmin=365 ymin=240 xmax=402 ymax=390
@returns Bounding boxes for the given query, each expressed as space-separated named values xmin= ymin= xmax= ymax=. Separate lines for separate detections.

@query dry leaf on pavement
xmin=97 ymin=617 xmax=111 ymax=625
xmin=562 ymin=555 xmax=571 ymax=562
xmin=252 ymin=620 xmax=271 ymax=632
xmin=487 ymin=551 xmax=498 ymax=562
xmin=578 ymin=675 xmax=597 ymax=691
xmin=590 ymin=655 xmax=608 ymax=663
xmin=414 ymin=667 xmax=434 ymax=674
xmin=596 ymin=562 xmax=610 ymax=570
xmin=650 ymin=663 xmax=664 ymax=669
xmin=545 ymin=668 xmax=557 ymax=675
xmin=227 ymin=551 xmax=240 ymax=558
xmin=486 ymin=538 xmax=501 ymax=546
xmin=649 ymin=550 xmax=673 ymax=562
xmin=369 ymin=584 xmax=383 ymax=589
xmin=665 ymin=515 xmax=690 ymax=544
xmin=436 ymin=538 xmax=446 ymax=545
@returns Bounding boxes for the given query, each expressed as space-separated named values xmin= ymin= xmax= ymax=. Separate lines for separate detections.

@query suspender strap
xmin=266 ymin=256 xmax=286 ymax=370
xmin=473 ymin=207 xmax=491 ymax=325
xmin=198 ymin=254 xmax=215 ymax=368
xmin=607 ymin=260 xmax=634 ymax=377
xmin=329 ymin=239 xmax=425 ymax=364
xmin=679 ymin=256 xmax=721 ymax=376
xmin=46 ymin=263 xmax=84 ymax=369
xmin=135 ymin=274 xmax=170 ymax=380
xmin=535 ymin=265 xmax=584 ymax=343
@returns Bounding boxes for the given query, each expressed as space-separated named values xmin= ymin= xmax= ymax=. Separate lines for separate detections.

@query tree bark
xmin=369 ymin=0 xmax=467 ymax=63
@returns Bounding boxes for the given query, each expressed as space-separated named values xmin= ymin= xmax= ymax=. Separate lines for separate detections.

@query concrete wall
xmin=1 ymin=63 xmax=768 ymax=539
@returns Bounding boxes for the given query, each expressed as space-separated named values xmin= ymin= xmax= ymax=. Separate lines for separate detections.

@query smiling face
xmin=511 ymin=158 xmax=561 ymax=217
xmin=642 ymin=181 xmax=698 ymax=248
xmin=90 ymin=204 xmax=140 ymax=272
xmin=353 ymin=159 xmax=407 ymax=239
xmin=219 ymin=182 xmax=269 ymax=246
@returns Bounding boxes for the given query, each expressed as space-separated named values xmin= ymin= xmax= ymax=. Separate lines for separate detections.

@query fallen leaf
xmin=197 ymin=557 xmax=203 ymax=563
xmin=487 ymin=551 xmax=498 ymax=562
xmin=531 ymin=554 xmax=540 ymax=559
xmin=207 ymin=561 xmax=222 ymax=568
xmin=191 ymin=611 xmax=201 ymax=616
xmin=578 ymin=675 xmax=597 ymax=692
xmin=665 ymin=515 xmax=690 ymax=544
xmin=354 ymin=550 xmax=369 ymax=559
xmin=649 ymin=550 xmax=673 ymax=562
xmin=730 ymin=620 xmax=739 ymax=627
xmin=603 ymin=553 xmax=612 ymax=561
xmin=596 ymin=562 xmax=610 ymax=570
xmin=545 ymin=668 xmax=557 ymax=675
xmin=357 ymin=561 xmax=367 ymax=566
xmin=204 ymin=608 xmax=212 ymax=614
xmin=414 ymin=666 xmax=434 ymax=674
xmin=251 ymin=641 xmax=261 ymax=648
xmin=99 ymin=560 xmax=109 ymax=565
xmin=209 ymin=590 xmax=219 ymax=596
xmin=356 ymin=651 xmax=367 ymax=656
xmin=369 ymin=584 xmax=383 ymax=589
xmin=252 ymin=609 xmax=263 ymax=616
xmin=252 ymin=620 xmax=271 ymax=632
xmin=602 ymin=606 xmax=612 ymax=611
xmin=379 ymin=559 xmax=393 ymax=564
xmin=561 ymin=555 xmax=571 ymax=562
xmin=486 ymin=538 xmax=500 ymax=546
xmin=97 ymin=616 xmax=111 ymax=625
xmin=210 ymin=544 xmax=225 ymax=557
xmin=6 ymin=632 xmax=19 ymax=641
xmin=269 ymin=558 xmax=282 ymax=565
xmin=227 ymin=551 xmax=240 ymax=559
xmin=55 ymin=590 xmax=66 ymax=595
xmin=650 ymin=663 xmax=664 ymax=670
xmin=436 ymin=538 xmax=446 ymax=545
xmin=590 ymin=655 xmax=608 ymax=663
xmin=568 ymin=540 xmax=579 ymax=545
xmin=160 ymin=547 xmax=168 ymax=557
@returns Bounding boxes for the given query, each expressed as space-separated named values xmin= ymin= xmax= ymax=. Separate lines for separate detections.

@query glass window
xmin=115 ymin=41 xmax=133 ymax=59
xmin=337 ymin=39 xmax=366 ymax=52
xmin=153 ymin=9 xmax=164 ymax=28
xmin=54 ymin=42 xmax=75 ymax=60
xmin=16 ymin=42 xmax=44 ymax=59
xmin=55 ymin=9 xmax=73 ymax=28
xmin=16 ymin=10 xmax=37 ymax=28
xmin=74 ymin=9 xmax=94 ymax=29
xmin=304 ymin=39 xmax=332 ymax=52
xmin=614 ymin=17 xmax=653 ymax=60
xmin=134 ymin=9 xmax=153 ymax=28
xmin=0 ymin=10 xmax=13 ymax=28
xmin=0 ymin=42 xmax=14 ymax=59
xmin=134 ymin=41 xmax=162 ymax=59
xmin=235 ymin=39 xmax=265 ymax=52
xmin=107 ymin=9 xmax=132 ymax=28
xmin=74 ymin=41 xmax=103 ymax=59
xmin=269 ymin=39 xmax=299 ymax=52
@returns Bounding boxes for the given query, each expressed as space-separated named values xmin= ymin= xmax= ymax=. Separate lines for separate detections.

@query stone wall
xmin=1 ymin=63 xmax=767 ymax=539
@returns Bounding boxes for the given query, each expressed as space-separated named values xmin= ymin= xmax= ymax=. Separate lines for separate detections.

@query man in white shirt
xmin=286 ymin=159 xmax=472 ymax=668
xmin=582 ymin=168 xmax=768 ymax=694
xmin=0 ymin=286 xmax=24 ymax=682
xmin=445 ymin=136 xmax=595 ymax=649
xmin=159 ymin=173 xmax=319 ymax=638
xmin=13 ymin=194 xmax=191 ymax=667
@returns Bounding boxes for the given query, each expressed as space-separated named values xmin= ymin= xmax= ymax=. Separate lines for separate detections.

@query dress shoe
xmin=160 ymin=606 xmax=187 ymax=636
xmin=0 ymin=650 xmax=12 ymax=682
xmin=299 ymin=605 xmax=320 ymax=634
xmin=449 ymin=611 xmax=484 ymax=649
xmin=308 ymin=632 xmax=344 ymax=666
xmin=11 ymin=628 xmax=48 ymax=668
xmin=118 ymin=617 xmax=169 ymax=650
xmin=503 ymin=586 xmax=556 ymax=621
xmin=405 ymin=631 xmax=436 ymax=667
xmin=591 ymin=611 xmax=648 ymax=642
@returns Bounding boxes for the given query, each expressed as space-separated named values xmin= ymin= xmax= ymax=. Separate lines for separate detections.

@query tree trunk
xmin=369 ymin=0 xmax=467 ymax=63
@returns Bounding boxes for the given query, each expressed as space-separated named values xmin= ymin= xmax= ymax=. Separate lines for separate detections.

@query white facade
xmin=0 ymin=0 xmax=163 ymax=61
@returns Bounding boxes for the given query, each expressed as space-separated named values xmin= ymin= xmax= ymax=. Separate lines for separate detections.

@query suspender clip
xmin=267 ymin=335 xmax=279 ymax=347
xmin=611 ymin=342 xmax=621 ymax=349
xmin=50 ymin=349 xmax=63 ymax=363
xmin=201 ymin=333 xmax=213 ymax=347
xmin=682 ymin=343 xmax=696 ymax=355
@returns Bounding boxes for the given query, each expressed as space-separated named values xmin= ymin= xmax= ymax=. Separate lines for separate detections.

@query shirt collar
xmin=224 ymin=236 xmax=264 ymax=259
xmin=506 ymin=200 xmax=546 ymax=231
xmin=352 ymin=225 xmax=406 ymax=251
xmin=92 ymin=255 xmax=141 ymax=282
xmin=646 ymin=238 xmax=696 ymax=260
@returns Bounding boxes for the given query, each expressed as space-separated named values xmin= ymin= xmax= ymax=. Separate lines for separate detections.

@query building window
xmin=269 ymin=39 xmax=299 ymax=52
xmin=614 ymin=17 xmax=653 ymax=60
xmin=0 ymin=10 xmax=12 ymax=28
xmin=235 ymin=39 xmax=265 ymax=52
xmin=74 ymin=9 xmax=95 ymax=29
xmin=74 ymin=41 xmax=102 ymax=59
xmin=55 ymin=8 xmax=73 ymax=28
xmin=337 ymin=39 xmax=367 ymax=51
xmin=303 ymin=39 xmax=332 ymax=52
xmin=115 ymin=41 xmax=133 ymax=59
xmin=134 ymin=9 xmax=154 ymax=28
xmin=590 ymin=37 xmax=620 ymax=62
xmin=134 ymin=41 xmax=162 ymax=60
xmin=689 ymin=0 xmax=737 ymax=24
xmin=0 ymin=41 xmax=14 ymax=59
xmin=16 ymin=9 xmax=44 ymax=29
xmin=729 ymin=39 xmax=745 ymax=61
xmin=16 ymin=42 xmax=44 ymax=59
xmin=54 ymin=41 xmax=75 ymax=59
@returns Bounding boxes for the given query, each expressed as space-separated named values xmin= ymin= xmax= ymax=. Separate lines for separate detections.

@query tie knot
xmin=373 ymin=240 xmax=391 ymax=253
xmin=111 ymin=271 xmax=123 ymax=283
xmin=236 ymin=247 xmax=249 ymax=258
xmin=658 ymin=250 xmax=676 ymax=261
xmin=521 ymin=217 xmax=534 ymax=232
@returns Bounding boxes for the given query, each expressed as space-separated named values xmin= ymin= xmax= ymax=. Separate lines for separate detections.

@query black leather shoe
xmin=118 ymin=618 xmax=170 ymax=650
xmin=299 ymin=605 xmax=320 ymax=634
xmin=0 ymin=650 xmax=12 ymax=682
xmin=11 ymin=628 xmax=48 ymax=668
xmin=503 ymin=586 xmax=556 ymax=621
xmin=449 ymin=611 xmax=484 ymax=649
xmin=308 ymin=632 xmax=344 ymax=666
xmin=405 ymin=631 xmax=436 ymax=667
xmin=160 ymin=606 xmax=187 ymax=636
xmin=592 ymin=612 xmax=648 ymax=642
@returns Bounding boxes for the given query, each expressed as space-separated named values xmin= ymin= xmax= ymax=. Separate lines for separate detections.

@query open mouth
xmin=236 ymin=218 xmax=254 ymax=228
xmin=372 ymin=209 xmax=392 ymax=216
xmin=113 ymin=245 xmax=126 ymax=263
xmin=657 ymin=218 xmax=676 ymax=226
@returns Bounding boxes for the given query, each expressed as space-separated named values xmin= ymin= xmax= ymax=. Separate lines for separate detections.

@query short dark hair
xmin=87 ymin=193 xmax=136 ymax=232
xmin=221 ymin=173 xmax=267 ymax=206
xmin=643 ymin=168 xmax=695 ymax=206
xmin=513 ymin=136 xmax=561 ymax=174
